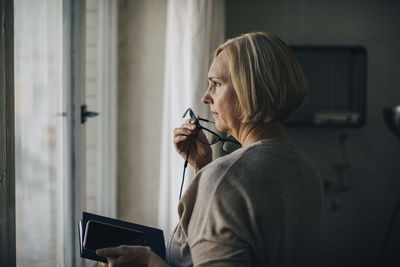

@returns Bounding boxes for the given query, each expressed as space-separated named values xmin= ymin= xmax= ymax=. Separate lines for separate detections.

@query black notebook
xmin=78 ymin=212 xmax=165 ymax=263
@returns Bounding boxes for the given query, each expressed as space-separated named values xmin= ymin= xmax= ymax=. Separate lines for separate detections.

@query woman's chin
xmin=215 ymin=121 xmax=227 ymax=133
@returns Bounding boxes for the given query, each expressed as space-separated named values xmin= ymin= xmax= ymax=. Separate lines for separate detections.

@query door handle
xmin=81 ymin=104 xmax=99 ymax=124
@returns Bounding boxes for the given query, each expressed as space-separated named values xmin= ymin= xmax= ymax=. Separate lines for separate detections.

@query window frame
xmin=64 ymin=0 xmax=87 ymax=265
xmin=0 ymin=0 xmax=16 ymax=266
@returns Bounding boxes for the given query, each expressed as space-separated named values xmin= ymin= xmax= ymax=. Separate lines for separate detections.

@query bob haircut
xmin=214 ymin=32 xmax=307 ymax=123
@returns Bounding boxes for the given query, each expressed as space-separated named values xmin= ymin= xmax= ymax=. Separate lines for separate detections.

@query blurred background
xmin=10 ymin=0 xmax=400 ymax=266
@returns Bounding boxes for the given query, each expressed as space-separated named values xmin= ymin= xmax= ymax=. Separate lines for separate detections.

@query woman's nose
xmin=202 ymin=88 xmax=212 ymax=104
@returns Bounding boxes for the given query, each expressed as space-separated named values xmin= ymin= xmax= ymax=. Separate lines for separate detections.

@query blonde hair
xmin=215 ymin=32 xmax=307 ymax=123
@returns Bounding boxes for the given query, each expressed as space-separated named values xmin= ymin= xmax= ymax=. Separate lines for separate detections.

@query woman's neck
xmin=234 ymin=121 xmax=286 ymax=147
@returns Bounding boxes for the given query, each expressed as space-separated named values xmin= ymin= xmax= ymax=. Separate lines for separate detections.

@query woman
xmin=97 ymin=32 xmax=322 ymax=267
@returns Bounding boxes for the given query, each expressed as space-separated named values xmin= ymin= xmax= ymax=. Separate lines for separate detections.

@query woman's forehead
xmin=208 ymin=50 xmax=230 ymax=80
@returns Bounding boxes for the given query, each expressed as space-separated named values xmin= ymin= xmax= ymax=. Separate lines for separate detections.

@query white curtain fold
xmin=158 ymin=0 xmax=225 ymax=240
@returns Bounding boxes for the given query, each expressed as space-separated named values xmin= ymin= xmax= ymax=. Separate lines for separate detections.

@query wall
xmin=226 ymin=0 xmax=400 ymax=266
xmin=117 ymin=0 xmax=167 ymax=227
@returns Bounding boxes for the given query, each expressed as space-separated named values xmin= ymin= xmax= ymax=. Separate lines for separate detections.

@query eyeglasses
xmin=182 ymin=108 xmax=241 ymax=154
xmin=179 ymin=108 xmax=241 ymax=200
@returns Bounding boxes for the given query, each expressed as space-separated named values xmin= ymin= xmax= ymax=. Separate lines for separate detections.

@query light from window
xmin=14 ymin=0 xmax=64 ymax=266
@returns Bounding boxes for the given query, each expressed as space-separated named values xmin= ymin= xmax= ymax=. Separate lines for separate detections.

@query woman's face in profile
xmin=203 ymin=50 xmax=241 ymax=135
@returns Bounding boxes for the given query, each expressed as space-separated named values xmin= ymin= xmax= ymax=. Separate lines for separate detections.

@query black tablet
xmin=83 ymin=220 xmax=146 ymax=251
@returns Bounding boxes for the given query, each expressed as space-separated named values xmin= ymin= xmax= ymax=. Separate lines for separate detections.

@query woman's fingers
xmin=173 ymin=118 xmax=213 ymax=170
xmin=173 ymin=128 xmax=192 ymax=138
xmin=175 ymin=135 xmax=196 ymax=157
xmin=96 ymin=245 xmax=157 ymax=267
xmin=174 ymin=123 xmax=197 ymax=136
xmin=173 ymin=121 xmax=199 ymax=154
xmin=182 ymin=121 xmax=197 ymax=130
xmin=96 ymin=246 xmax=125 ymax=258
xmin=174 ymin=135 xmax=187 ymax=149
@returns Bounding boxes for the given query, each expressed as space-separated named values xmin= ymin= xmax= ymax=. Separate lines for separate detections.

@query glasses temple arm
xmin=198 ymin=117 xmax=215 ymax=123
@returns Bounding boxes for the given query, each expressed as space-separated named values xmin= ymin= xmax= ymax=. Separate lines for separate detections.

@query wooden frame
xmin=0 ymin=0 xmax=16 ymax=265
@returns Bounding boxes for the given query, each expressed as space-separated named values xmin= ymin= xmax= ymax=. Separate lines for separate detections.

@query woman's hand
xmin=173 ymin=118 xmax=212 ymax=172
xmin=96 ymin=245 xmax=169 ymax=267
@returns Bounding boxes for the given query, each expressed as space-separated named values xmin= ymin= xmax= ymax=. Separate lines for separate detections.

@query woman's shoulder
xmin=195 ymin=140 xmax=274 ymax=193
xmin=205 ymin=138 xmax=298 ymax=172
xmin=197 ymin=138 xmax=320 ymax=195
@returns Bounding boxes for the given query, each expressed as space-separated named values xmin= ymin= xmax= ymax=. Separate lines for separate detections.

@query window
xmin=14 ymin=0 xmax=65 ymax=266
xmin=14 ymin=0 xmax=117 ymax=266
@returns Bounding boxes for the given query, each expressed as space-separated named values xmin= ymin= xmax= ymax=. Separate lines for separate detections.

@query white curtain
xmin=158 ymin=0 xmax=225 ymax=240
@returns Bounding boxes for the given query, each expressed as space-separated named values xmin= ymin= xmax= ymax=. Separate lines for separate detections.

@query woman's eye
xmin=214 ymin=81 xmax=221 ymax=87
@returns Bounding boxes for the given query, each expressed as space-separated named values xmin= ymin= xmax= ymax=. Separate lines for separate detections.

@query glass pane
xmin=14 ymin=1 xmax=64 ymax=266
xmin=84 ymin=0 xmax=117 ymax=218
xmin=84 ymin=0 xmax=102 ymax=214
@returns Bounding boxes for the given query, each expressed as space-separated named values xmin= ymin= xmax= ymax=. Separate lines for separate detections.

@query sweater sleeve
xmin=187 ymin=169 xmax=260 ymax=267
